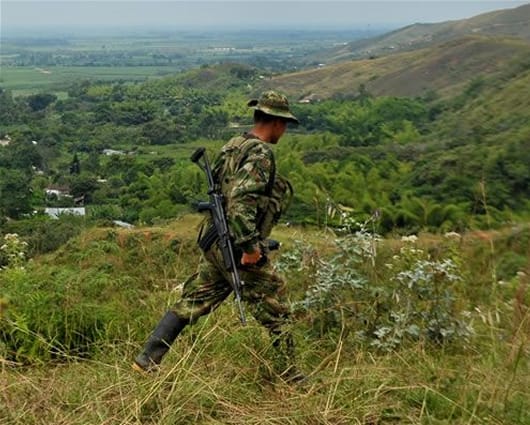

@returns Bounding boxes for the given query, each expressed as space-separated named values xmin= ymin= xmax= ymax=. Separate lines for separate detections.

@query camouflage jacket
xmin=211 ymin=134 xmax=293 ymax=253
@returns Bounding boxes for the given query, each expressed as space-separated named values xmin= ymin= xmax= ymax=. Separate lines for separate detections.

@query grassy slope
xmin=265 ymin=36 xmax=530 ymax=99
xmin=427 ymin=66 xmax=530 ymax=146
xmin=1 ymin=218 xmax=529 ymax=424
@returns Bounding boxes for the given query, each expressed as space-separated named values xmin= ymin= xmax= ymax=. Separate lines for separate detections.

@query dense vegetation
xmin=1 ymin=55 xmax=529 ymax=244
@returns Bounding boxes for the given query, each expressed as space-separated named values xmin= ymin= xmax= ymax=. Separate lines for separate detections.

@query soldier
xmin=133 ymin=91 xmax=304 ymax=382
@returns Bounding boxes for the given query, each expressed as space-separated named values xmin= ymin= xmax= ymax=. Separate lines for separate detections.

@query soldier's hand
xmin=241 ymin=246 xmax=262 ymax=265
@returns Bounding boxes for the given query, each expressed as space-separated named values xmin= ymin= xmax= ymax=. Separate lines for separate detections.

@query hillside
xmin=314 ymin=3 xmax=530 ymax=63
xmin=1 ymin=218 xmax=529 ymax=424
xmin=264 ymin=35 xmax=530 ymax=99
xmin=2 ymin=4 xmax=530 ymax=422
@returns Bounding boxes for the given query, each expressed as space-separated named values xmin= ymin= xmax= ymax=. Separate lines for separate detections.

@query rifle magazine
xmin=198 ymin=224 xmax=218 ymax=252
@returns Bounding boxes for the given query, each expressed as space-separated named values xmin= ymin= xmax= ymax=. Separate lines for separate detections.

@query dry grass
xmin=1 ymin=221 xmax=529 ymax=424
xmin=266 ymin=36 xmax=530 ymax=99
xmin=2 ymin=306 xmax=529 ymax=424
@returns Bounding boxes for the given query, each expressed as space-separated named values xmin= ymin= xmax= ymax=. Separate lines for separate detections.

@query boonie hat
xmin=247 ymin=90 xmax=299 ymax=124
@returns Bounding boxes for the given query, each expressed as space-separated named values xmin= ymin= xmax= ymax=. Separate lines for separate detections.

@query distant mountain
xmin=265 ymin=35 xmax=530 ymax=99
xmin=312 ymin=3 xmax=530 ymax=63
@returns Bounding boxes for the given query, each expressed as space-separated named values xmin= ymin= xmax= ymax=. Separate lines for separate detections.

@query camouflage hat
xmin=247 ymin=90 xmax=299 ymax=124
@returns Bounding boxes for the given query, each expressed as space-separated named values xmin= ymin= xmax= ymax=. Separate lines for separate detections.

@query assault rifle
xmin=191 ymin=147 xmax=247 ymax=325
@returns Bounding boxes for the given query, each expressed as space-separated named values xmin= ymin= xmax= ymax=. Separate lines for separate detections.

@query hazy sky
xmin=2 ymin=1 xmax=528 ymax=33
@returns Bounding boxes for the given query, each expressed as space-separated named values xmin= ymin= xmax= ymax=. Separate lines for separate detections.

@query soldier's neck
xmin=249 ymin=126 xmax=272 ymax=144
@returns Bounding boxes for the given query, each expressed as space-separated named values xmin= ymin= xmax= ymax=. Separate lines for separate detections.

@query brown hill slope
xmin=265 ymin=36 xmax=530 ymax=99
xmin=321 ymin=3 xmax=530 ymax=62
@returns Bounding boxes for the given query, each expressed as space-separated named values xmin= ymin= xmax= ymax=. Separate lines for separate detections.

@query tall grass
xmin=1 ymin=315 xmax=528 ymax=424
xmin=1 ymin=217 xmax=529 ymax=424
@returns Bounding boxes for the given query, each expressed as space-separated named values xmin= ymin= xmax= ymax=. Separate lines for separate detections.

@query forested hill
xmin=1 ymin=53 xmax=529 ymax=236
xmin=311 ymin=2 xmax=530 ymax=62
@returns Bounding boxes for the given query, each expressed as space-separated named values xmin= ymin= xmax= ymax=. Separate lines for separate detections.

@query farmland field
xmin=0 ymin=65 xmax=183 ymax=95
xmin=0 ymin=28 xmax=383 ymax=95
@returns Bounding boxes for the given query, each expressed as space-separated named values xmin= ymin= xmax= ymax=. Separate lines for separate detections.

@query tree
xmin=357 ymin=83 xmax=372 ymax=106
xmin=0 ymin=139 xmax=42 ymax=171
xmin=68 ymin=174 xmax=99 ymax=203
xmin=26 ymin=93 xmax=57 ymax=112
xmin=142 ymin=119 xmax=181 ymax=145
xmin=0 ymin=88 xmax=23 ymax=124
xmin=113 ymin=100 xmax=156 ymax=125
xmin=0 ymin=168 xmax=33 ymax=218
xmin=70 ymin=154 xmax=81 ymax=175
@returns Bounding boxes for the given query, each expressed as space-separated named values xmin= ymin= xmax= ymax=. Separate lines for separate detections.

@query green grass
xmin=0 ymin=65 xmax=183 ymax=95
xmin=1 ymin=317 xmax=528 ymax=424
xmin=1 ymin=219 xmax=529 ymax=424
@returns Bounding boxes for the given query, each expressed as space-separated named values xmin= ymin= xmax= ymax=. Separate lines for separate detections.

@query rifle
xmin=191 ymin=147 xmax=247 ymax=325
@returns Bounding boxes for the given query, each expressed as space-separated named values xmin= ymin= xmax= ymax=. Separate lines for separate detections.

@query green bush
xmin=1 ymin=263 xmax=131 ymax=363
xmin=1 ymin=214 xmax=87 ymax=256
xmin=282 ymin=216 xmax=474 ymax=350
xmin=0 ymin=227 xmax=194 ymax=363
xmin=497 ymin=251 xmax=528 ymax=281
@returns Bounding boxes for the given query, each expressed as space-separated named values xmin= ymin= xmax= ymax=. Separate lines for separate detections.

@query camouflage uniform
xmin=134 ymin=91 xmax=301 ymax=379
xmin=172 ymin=134 xmax=294 ymax=335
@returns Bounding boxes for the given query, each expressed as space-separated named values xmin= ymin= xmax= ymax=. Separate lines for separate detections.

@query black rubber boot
xmin=133 ymin=311 xmax=188 ymax=372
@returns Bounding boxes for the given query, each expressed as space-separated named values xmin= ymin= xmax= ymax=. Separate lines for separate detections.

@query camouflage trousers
xmin=171 ymin=246 xmax=290 ymax=334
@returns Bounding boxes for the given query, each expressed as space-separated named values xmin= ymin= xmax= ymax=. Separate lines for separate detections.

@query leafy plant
xmin=370 ymin=236 xmax=474 ymax=350
xmin=282 ymin=212 xmax=474 ymax=350
xmin=0 ymin=233 xmax=28 ymax=269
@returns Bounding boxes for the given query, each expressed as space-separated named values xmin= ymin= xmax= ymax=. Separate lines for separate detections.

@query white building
xmin=45 ymin=208 xmax=86 ymax=219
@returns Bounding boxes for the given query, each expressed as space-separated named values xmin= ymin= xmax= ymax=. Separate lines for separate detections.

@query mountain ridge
xmin=313 ymin=3 xmax=530 ymax=63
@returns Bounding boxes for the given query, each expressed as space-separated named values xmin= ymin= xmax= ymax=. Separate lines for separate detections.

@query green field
xmin=0 ymin=65 xmax=183 ymax=95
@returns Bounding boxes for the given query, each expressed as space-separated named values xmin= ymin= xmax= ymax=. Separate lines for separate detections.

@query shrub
xmin=0 ymin=228 xmax=192 ymax=363
xmin=0 ymin=233 xmax=28 ymax=269
xmin=1 ymin=214 xmax=87 ymax=256
xmin=0 ymin=262 xmax=131 ymax=363
xmin=280 ymin=216 xmax=474 ymax=351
